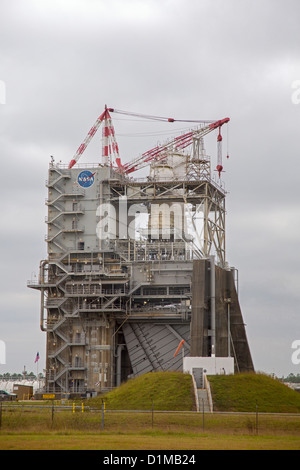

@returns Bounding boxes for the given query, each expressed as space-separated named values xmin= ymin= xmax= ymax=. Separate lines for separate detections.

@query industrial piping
xmin=210 ymin=256 xmax=216 ymax=357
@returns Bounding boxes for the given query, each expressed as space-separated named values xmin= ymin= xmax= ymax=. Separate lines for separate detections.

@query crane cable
xmin=110 ymin=108 xmax=215 ymax=125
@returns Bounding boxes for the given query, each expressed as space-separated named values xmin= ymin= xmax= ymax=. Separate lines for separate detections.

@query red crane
xmin=68 ymin=105 xmax=121 ymax=169
xmin=68 ymin=106 xmax=230 ymax=177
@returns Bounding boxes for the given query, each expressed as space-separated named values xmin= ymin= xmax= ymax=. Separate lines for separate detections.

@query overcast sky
xmin=0 ymin=0 xmax=300 ymax=377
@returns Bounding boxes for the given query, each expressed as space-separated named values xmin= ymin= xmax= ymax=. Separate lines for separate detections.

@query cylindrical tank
xmin=148 ymin=151 xmax=187 ymax=241
xmin=149 ymin=152 xmax=186 ymax=180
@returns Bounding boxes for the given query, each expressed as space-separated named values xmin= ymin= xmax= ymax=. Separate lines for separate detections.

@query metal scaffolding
xmin=28 ymin=109 xmax=253 ymax=397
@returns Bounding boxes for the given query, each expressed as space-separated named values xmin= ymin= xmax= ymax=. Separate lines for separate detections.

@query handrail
xmin=204 ymin=374 xmax=214 ymax=413
xmin=191 ymin=374 xmax=200 ymax=412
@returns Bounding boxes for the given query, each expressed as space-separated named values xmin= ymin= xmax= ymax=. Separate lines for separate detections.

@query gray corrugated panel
xmin=123 ymin=322 xmax=190 ymax=377
xmin=123 ymin=323 xmax=160 ymax=375
xmin=151 ymin=324 xmax=190 ymax=360
xmin=138 ymin=324 xmax=178 ymax=359
xmin=134 ymin=325 xmax=163 ymax=363
xmin=167 ymin=324 xmax=191 ymax=349
xmin=138 ymin=326 xmax=170 ymax=353
xmin=132 ymin=324 xmax=162 ymax=370
xmin=122 ymin=324 xmax=154 ymax=376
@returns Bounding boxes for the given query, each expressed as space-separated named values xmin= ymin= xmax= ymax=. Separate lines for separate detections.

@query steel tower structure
xmin=28 ymin=107 xmax=253 ymax=397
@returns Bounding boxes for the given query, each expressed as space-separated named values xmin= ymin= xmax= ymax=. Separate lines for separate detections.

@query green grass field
xmin=1 ymin=372 xmax=300 ymax=450
xmin=1 ymin=431 xmax=300 ymax=450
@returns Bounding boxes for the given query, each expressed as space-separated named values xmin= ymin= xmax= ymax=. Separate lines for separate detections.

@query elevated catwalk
xmin=28 ymin=113 xmax=254 ymax=396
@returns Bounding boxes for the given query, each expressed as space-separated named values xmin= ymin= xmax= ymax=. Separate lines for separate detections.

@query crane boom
xmin=120 ymin=117 xmax=229 ymax=175
xmin=68 ymin=106 xmax=229 ymax=177
xmin=68 ymin=106 xmax=117 ymax=169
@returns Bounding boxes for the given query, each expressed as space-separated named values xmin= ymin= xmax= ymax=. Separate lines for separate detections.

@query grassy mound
xmin=88 ymin=371 xmax=195 ymax=411
xmin=208 ymin=373 xmax=300 ymax=413
xmin=87 ymin=371 xmax=300 ymax=414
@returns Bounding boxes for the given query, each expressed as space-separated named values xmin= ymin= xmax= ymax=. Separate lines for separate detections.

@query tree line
xmin=0 ymin=372 xmax=44 ymax=380
xmin=282 ymin=373 xmax=300 ymax=383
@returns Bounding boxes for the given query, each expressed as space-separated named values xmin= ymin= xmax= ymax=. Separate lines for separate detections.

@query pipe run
xmin=210 ymin=256 xmax=216 ymax=357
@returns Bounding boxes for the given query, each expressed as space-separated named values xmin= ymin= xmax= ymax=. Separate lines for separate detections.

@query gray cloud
xmin=1 ymin=0 xmax=300 ymax=376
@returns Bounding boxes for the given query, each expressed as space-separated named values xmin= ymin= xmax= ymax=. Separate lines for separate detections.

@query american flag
xmin=34 ymin=352 xmax=40 ymax=363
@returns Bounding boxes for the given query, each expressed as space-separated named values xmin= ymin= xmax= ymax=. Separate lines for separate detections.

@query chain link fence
xmin=1 ymin=402 xmax=300 ymax=436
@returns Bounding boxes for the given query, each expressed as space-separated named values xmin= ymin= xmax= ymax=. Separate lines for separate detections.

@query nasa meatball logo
xmin=77 ymin=170 xmax=95 ymax=188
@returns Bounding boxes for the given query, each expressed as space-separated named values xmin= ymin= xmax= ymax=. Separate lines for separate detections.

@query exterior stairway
xmin=192 ymin=367 xmax=213 ymax=412
xmin=197 ymin=389 xmax=210 ymax=412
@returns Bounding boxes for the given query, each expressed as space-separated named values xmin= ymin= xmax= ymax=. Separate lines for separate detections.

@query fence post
xmin=151 ymin=400 xmax=154 ymax=429
xmin=255 ymin=402 xmax=258 ymax=435
xmin=51 ymin=400 xmax=54 ymax=427
xmin=101 ymin=400 xmax=104 ymax=431
xmin=202 ymin=399 xmax=205 ymax=432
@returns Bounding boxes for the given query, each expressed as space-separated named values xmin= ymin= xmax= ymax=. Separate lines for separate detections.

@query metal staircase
xmin=192 ymin=368 xmax=213 ymax=412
